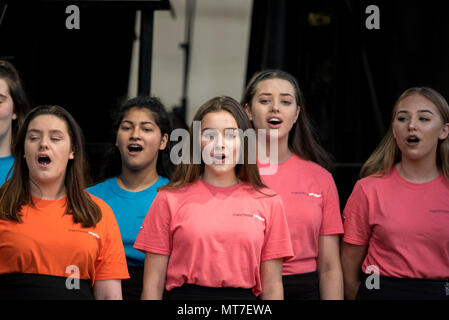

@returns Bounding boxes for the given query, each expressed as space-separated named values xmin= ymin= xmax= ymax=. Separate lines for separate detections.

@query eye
xmin=143 ymin=127 xmax=153 ymax=132
xmin=51 ymin=136 xmax=62 ymax=141
xmin=259 ymin=99 xmax=270 ymax=104
xmin=396 ymin=116 xmax=407 ymax=122
xmin=28 ymin=135 xmax=39 ymax=141
xmin=120 ymin=125 xmax=131 ymax=131
xmin=281 ymin=100 xmax=292 ymax=106
xmin=225 ymin=132 xmax=237 ymax=139
xmin=419 ymin=117 xmax=430 ymax=122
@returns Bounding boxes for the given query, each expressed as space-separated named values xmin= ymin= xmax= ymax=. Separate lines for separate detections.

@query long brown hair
xmin=360 ymin=87 xmax=449 ymax=179
xmin=241 ymin=69 xmax=333 ymax=170
xmin=0 ymin=105 xmax=102 ymax=228
xmin=163 ymin=96 xmax=267 ymax=191
xmin=0 ymin=60 xmax=30 ymax=146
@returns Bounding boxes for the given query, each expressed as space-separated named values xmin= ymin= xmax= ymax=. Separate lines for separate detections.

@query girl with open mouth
xmin=0 ymin=105 xmax=129 ymax=300
xmin=0 ymin=60 xmax=30 ymax=187
xmin=134 ymin=95 xmax=293 ymax=300
xmin=242 ymin=69 xmax=344 ymax=300
xmin=88 ymin=96 xmax=173 ymax=300
xmin=341 ymin=87 xmax=449 ymax=300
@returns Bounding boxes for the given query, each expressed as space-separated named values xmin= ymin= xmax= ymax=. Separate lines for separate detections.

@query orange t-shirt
xmin=0 ymin=194 xmax=129 ymax=285
xmin=134 ymin=180 xmax=293 ymax=297
xmin=343 ymin=166 xmax=449 ymax=280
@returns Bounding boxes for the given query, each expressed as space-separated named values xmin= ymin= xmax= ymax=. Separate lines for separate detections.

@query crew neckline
xmin=110 ymin=176 xmax=167 ymax=199
xmin=392 ymin=164 xmax=444 ymax=188
xmin=31 ymin=194 xmax=67 ymax=208
xmin=199 ymin=178 xmax=243 ymax=191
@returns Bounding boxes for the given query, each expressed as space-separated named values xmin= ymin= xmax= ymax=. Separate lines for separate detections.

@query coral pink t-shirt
xmin=133 ymin=180 xmax=293 ymax=296
xmin=259 ymin=154 xmax=344 ymax=275
xmin=343 ymin=166 xmax=449 ymax=280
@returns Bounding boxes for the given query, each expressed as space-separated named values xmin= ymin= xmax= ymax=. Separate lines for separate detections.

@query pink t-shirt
xmin=343 ymin=166 xmax=449 ymax=280
xmin=133 ymin=179 xmax=293 ymax=296
xmin=259 ymin=154 xmax=344 ymax=275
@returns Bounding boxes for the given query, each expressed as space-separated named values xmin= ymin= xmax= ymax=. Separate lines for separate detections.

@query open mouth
xmin=38 ymin=156 xmax=51 ymax=166
xmin=407 ymin=136 xmax=420 ymax=144
xmin=127 ymin=144 xmax=143 ymax=153
xmin=267 ymin=117 xmax=283 ymax=128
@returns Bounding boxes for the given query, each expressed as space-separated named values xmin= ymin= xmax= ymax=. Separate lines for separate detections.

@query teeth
xmin=268 ymin=118 xmax=281 ymax=124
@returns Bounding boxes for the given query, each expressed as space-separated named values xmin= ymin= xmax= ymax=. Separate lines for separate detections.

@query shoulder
xmin=87 ymin=178 xmax=115 ymax=195
xmin=88 ymin=193 xmax=114 ymax=216
xmin=290 ymin=155 xmax=334 ymax=180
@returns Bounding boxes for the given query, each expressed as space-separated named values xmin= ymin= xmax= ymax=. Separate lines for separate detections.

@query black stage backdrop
xmin=247 ymin=0 xmax=449 ymax=206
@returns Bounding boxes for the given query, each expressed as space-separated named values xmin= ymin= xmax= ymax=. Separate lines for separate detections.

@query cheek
xmin=0 ymin=101 xmax=14 ymax=120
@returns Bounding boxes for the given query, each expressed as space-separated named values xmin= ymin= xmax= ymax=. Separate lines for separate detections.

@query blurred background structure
xmin=1 ymin=0 xmax=448 ymax=206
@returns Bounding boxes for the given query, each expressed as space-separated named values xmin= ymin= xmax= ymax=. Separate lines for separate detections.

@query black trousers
xmin=282 ymin=271 xmax=320 ymax=300
xmin=122 ymin=266 xmax=144 ymax=300
xmin=164 ymin=284 xmax=257 ymax=300
xmin=357 ymin=273 xmax=449 ymax=300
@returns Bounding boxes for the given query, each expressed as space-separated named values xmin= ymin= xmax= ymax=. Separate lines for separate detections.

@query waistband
xmin=0 ymin=273 xmax=94 ymax=300
xmin=165 ymin=283 xmax=256 ymax=300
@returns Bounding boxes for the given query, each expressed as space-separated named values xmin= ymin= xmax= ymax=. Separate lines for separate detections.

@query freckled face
xmin=392 ymin=94 xmax=449 ymax=162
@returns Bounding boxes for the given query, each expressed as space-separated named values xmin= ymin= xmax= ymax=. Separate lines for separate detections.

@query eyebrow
xmin=121 ymin=120 xmax=156 ymax=126
xmin=397 ymin=109 xmax=435 ymax=115
xmin=27 ymin=129 xmax=65 ymax=135
xmin=258 ymin=93 xmax=294 ymax=98
xmin=201 ymin=127 xmax=238 ymax=132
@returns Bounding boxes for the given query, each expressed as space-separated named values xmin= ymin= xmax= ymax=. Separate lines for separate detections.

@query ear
xmin=159 ymin=133 xmax=169 ymax=151
xmin=244 ymin=103 xmax=253 ymax=121
xmin=69 ymin=150 xmax=75 ymax=160
xmin=439 ymin=123 xmax=449 ymax=140
xmin=12 ymin=113 xmax=17 ymax=120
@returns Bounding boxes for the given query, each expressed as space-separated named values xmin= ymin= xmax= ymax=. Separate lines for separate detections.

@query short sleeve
xmin=261 ymin=196 xmax=294 ymax=261
xmin=94 ymin=203 xmax=130 ymax=281
xmin=319 ymin=176 xmax=344 ymax=235
xmin=133 ymin=191 xmax=172 ymax=256
xmin=342 ymin=181 xmax=371 ymax=246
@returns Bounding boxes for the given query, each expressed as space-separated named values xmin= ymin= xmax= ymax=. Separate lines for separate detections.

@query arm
xmin=260 ymin=258 xmax=284 ymax=300
xmin=317 ymin=234 xmax=344 ymax=300
xmin=141 ymin=252 xmax=169 ymax=300
xmin=93 ymin=279 xmax=123 ymax=300
xmin=340 ymin=242 xmax=368 ymax=300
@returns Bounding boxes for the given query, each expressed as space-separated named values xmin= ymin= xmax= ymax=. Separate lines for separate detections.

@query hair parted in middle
xmin=0 ymin=105 xmax=102 ymax=228
xmin=241 ymin=69 xmax=333 ymax=170
xmin=163 ymin=95 xmax=267 ymax=191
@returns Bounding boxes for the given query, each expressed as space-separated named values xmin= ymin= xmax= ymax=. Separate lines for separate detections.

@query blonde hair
xmin=360 ymin=87 xmax=449 ymax=179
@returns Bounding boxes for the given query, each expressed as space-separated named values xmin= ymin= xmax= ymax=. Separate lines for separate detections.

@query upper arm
xmin=93 ymin=279 xmax=122 ymax=300
xmin=141 ymin=253 xmax=170 ymax=300
xmin=340 ymin=242 xmax=368 ymax=272
xmin=318 ymin=234 xmax=342 ymax=273
xmin=260 ymin=258 xmax=284 ymax=300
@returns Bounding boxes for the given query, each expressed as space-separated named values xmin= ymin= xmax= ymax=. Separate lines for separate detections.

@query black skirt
xmin=0 ymin=273 xmax=94 ymax=300
xmin=122 ymin=266 xmax=144 ymax=300
xmin=282 ymin=271 xmax=320 ymax=300
xmin=357 ymin=273 xmax=449 ymax=300
xmin=164 ymin=283 xmax=257 ymax=300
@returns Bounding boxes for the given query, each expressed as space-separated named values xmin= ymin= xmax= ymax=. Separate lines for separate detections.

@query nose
xmin=408 ymin=117 xmax=417 ymax=131
xmin=39 ymin=136 xmax=50 ymax=150
xmin=130 ymin=127 xmax=141 ymax=139
xmin=270 ymin=98 xmax=281 ymax=113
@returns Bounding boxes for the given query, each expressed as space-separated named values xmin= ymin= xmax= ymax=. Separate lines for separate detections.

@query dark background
xmin=1 ymin=0 xmax=448 ymax=207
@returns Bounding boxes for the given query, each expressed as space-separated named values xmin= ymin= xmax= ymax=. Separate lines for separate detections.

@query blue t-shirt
xmin=88 ymin=176 xmax=169 ymax=267
xmin=0 ymin=155 xmax=14 ymax=186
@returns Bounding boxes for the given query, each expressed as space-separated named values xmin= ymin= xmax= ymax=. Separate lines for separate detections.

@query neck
xmin=202 ymin=170 xmax=239 ymax=187
xmin=117 ymin=165 xmax=160 ymax=192
xmin=258 ymin=134 xmax=291 ymax=164
xmin=397 ymin=155 xmax=440 ymax=183
xmin=29 ymin=178 xmax=67 ymax=200
xmin=0 ymin=129 xmax=12 ymax=158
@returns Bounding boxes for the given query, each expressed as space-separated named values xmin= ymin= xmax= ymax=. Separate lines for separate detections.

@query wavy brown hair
xmin=163 ymin=96 xmax=267 ymax=192
xmin=241 ymin=69 xmax=332 ymax=170
xmin=360 ymin=87 xmax=449 ymax=179
xmin=0 ymin=105 xmax=102 ymax=227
